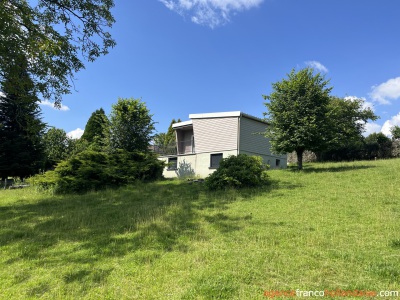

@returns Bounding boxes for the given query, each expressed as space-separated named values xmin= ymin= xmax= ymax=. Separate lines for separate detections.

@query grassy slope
xmin=0 ymin=159 xmax=399 ymax=299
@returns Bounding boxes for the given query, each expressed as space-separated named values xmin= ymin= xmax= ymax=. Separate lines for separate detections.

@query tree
xmin=81 ymin=108 xmax=110 ymax=148
xmin=390 ymin=125 xmax=400 ymax=157
xmin=391 ymin=125 xmax=400 ymax=140
xmin=43 ymin=127 xmax=91 ymax=170
xmin=153 ymin=118 xmax=181 ymax=154
xmin=364 ymin=132 xmax=392 ymax=159
xmin=263 ymin=68 xmax=332 ymax=170
xmin=42 ymin=127 xmax=70 ymax=169
xmin=0 ymin=0 xmax=115 ymax=106
xmin=110 ymin=98 xmax=155 ymax=153
xmin=166 ymin=118 xmax=181 ymax=144
xmin=316 ymin=96 xmax=378 ymax=161
xmin=153 ymin=133 xmax=169 ymax=154
xmin=327 ymin=97 xmax=378 ymax=149
xmin=0 ymin=56 xmax=45 ymax=179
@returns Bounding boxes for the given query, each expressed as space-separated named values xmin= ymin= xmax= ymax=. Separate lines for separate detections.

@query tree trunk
xmin=296 ymin=149 xmax=304 ymax=170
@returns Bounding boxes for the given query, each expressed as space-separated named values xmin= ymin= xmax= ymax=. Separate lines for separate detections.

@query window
xmin=191 ymin=135 xmax=195 ymax=153
xmin=168 ymin=157 xmax=178 ymax=170
xmin=210 ymin=153 xmax=223 ymax=169
xmin=276 ymin=159 xmax=280 ymax=168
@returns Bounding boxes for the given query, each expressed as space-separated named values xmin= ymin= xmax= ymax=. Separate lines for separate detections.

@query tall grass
xmin=0 ymin=159 xmax=399 ymax=299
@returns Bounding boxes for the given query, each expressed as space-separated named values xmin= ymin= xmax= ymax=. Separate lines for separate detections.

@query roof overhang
xmin=172 ymin=111 xmax=269 ymax=129
xmin=189 ymin=111 xmax=268 ymax=124
xmin=172 ymin=120 xmax=193 ymax=129
xmin=189 ymin=111 xmax=242 ymax=119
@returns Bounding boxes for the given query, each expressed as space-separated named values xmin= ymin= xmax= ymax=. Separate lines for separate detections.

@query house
xmin=158 ymin=111 xmax=287 ymax=178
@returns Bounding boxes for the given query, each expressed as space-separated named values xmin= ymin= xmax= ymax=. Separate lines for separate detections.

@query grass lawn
xmin=0 ymin=159 xmax=399 ymax=299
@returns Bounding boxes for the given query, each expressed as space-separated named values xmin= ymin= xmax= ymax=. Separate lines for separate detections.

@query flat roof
xmin=189 ymin=111 xmax=241 ymax=119
xmin=189 ymin=111 xmax=267 ymax=124
xmin=172 ymin=111 xmax=268 ymax=129
xmin=171 ymin=120 xmax=193 ymax=128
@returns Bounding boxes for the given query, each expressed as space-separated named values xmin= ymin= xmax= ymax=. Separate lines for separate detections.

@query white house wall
xmin=239 ymin=151 xmax=287 ymax=169
xmin=160 ymin=150 xmax=237 ymax=178
xmin=238 ymin=117 xmax=287 ymax=168
xmin=192 ymin=117 xmax=239 ymax=153
xmin=239 ymin=117 xmax=270 ymax=155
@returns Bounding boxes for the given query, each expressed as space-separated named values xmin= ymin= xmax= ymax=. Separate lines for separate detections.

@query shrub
xmin=29 ymin=150 xmax=164 ymax=193
xmin=27 ymin=170 xmax=59 ymax=193
xmin=109 ymin=150 xmax=164 ymax=182
xmin=205 ymin=154 xmax=269 ymax=190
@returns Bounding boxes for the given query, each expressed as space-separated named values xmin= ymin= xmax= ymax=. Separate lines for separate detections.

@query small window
xmin=168 ymin=157 xmax=178 ymax=170
xmin=191 ymin=135 xmax=195 ymax=153
xmin=276 ymin=159 xmax=280 ymax=168
xmin=210 ymin=153 xmax=223 ymax=169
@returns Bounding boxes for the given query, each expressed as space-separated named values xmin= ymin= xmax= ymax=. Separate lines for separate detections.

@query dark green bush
xmin=108 ymin=150 xmax=165 ymax=183
xmin=29 ymin=150 xmax=164 ymax=193
xmin=205 ymin=154 xmax=269 ymax=190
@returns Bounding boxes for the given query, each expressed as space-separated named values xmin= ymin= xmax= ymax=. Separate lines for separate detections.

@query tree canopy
xmin=0 ymin=0 xmax=115 ymax=106
xmin=42 ymin=127 xmax=70 ymax=169
xmin=326 ymin=96 xmax=378 ymax=149
xmin=364 ymin=132 xmax=392 ymax=159
xmin=153 ymin=118 xmax=181 ymax=155
xmin=391 ymin=125 xmax=400 ymax=140
xmin=264 ymin=69 xmax=379 ymax=169
xmin=263 ymin=68 xmax=332 ymax=169
xmin=110 ymin=98 xmax=155 ymax=153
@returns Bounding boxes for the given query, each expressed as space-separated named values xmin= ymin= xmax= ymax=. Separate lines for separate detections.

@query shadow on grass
xmin=286 ymin=164 xmax=375 ymax=173
xmin=204 ymin=212 xmax=252 ymax=233
xmin=0 ymin=178 xmax=294 ymax=293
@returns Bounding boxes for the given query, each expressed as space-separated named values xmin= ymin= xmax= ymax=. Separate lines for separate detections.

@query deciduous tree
xmin=327 ymin=97 xmax=377 ymax=148
xmin=364 ymin=132 xmax=392 ymax=159
xmin=316 ymin=96 xmax=378 ymax=161
xmin=110 ymin=98 xmax=155 ymax=153
xmin=263 ymin=68 xmax=332 ymax=170
xmin=391 ymin=125 xmax=400 ymax=140
xmin=0 ymin=0 xmax=115 ymax=106
xmin=42 ymin=127 xmax=70 ymax=169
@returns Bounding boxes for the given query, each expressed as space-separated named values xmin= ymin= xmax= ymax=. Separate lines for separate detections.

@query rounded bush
xmin=204 ymin=154 xmax=269 ymax=190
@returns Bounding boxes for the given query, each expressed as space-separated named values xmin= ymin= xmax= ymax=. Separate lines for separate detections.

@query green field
xmin=0 ymin=159 xmax=399 ymax=299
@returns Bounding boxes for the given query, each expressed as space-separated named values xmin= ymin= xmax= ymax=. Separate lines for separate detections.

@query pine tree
xmin=0 ymin=56 xmax=45 ymax=179
xmin=81 ymin=108 xmax=110 ymax=148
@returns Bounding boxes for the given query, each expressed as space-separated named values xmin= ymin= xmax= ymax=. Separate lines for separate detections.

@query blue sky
xmin=40 ymin=0 xmax=400 ymax=139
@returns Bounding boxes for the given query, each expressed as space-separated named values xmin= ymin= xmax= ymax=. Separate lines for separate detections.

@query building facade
xmin=159 ymin=111 xmax=287 ymax=178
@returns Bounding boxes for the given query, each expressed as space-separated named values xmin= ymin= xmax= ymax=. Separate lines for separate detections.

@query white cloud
xmin=370 ymin=77 xmax=400 ymax=105
xmin=381 ymin=112 xmax=400 ymax=137
xmin=67 ymin=128 xmax=84 ymax=139
xmin=363 ymin=122 xmax=382 ymax=137
xmin=305 ymin=61 xmax=328 ymax=73
xmin=40 ymin=99 xmax=70 ymax=111
xmin=344 ymin=96 xmax=375 ymax=112
xmin=159 ymin=0 xmax=264 ymax=28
